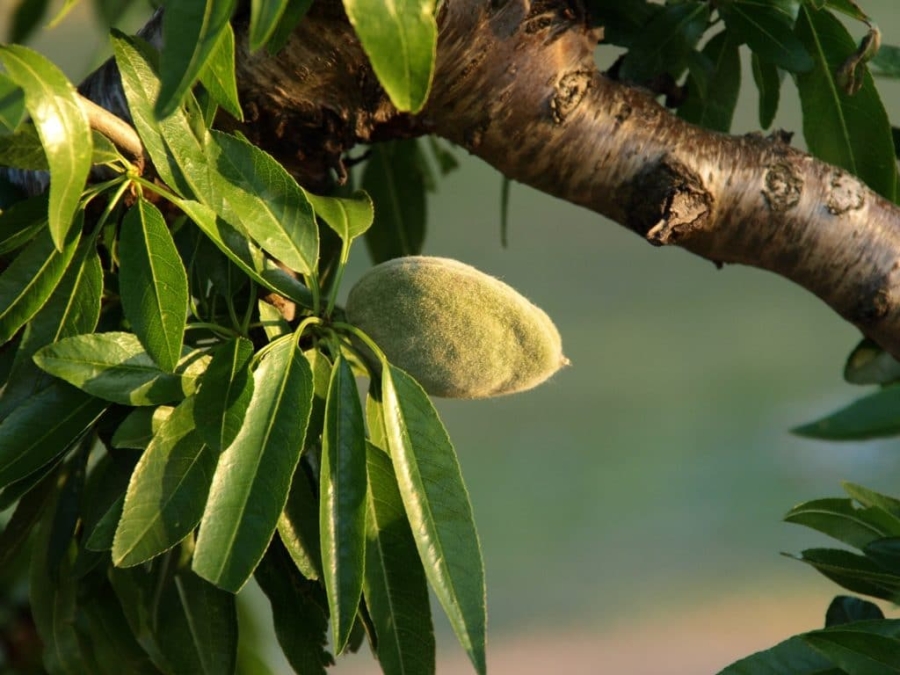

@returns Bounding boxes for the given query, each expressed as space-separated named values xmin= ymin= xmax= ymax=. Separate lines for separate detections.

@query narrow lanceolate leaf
xmin=34 ymin=332 xmax=209 ymax=406
xmin=255 ymin=540 xmax=334 ymax=675
xmin=343 ymin=0 xmax=437 ymax=112
xmin=362 ymin=140 xmax=427 ymax=263
xmin=679 ymin=31 xmax=741 ymax=133
xmin=250 ymin=0 xmax=290 ymax=51
xmin=0 ymin=73 xmax=26 ymax=133
xmin=199 ymin=23 xmax=243 ymax=120
xmin=320 ymin=356 xmax=368 ymax=653
xmin=305 ymin=190 xmax=374 ymax=243
xmin=0 ymin=218 xmax=79 ymax=345
xmin=0 ymin=383 xmax=106 ymax=490
xmin=790 ymin=548 xmax=900 ymax=600
xmin=364 ymin=443 xmax=435 ymax=675
xmin=0 ymin=192 xmax=48 ymax=256
xmin=716 ymin=634 xmax=844 ymax=674
xmin=278 ymin=464 xmax=323 ymax=580
xmin=784 ymin=498 xmax=900 ymax=550
xmin=112 ymin=397 xmax=218 ymax=567
xmin=719 ymin=1 xmax=813 ymax=73
xmin=266 ymin=0 xmax=315 ymax=54
xmin=193 ymin=336 xmax=314 ymax=592
xmin=803 ymin=628 xmax=900 ymax=675
xmin=156 ymin=0 xmax=237 ymax=118
xmin=792 ymin=386 xmax=900 ymax=440
xmin=120 ymin=199 xmax=189 ymax=373
xmin=205 ymin=130 xmax=318 ymax=276
xmin=751 ymin=52 xmax=783 ymax=129
xmin=381 ymin=366 xmax=486 ymax=675
xmin=794 ymin=7 xmax=897 ymax=201
xmin=0 ymin=45 xmax=91 ymax=249
xmin=195 ymin=337 xmax=254 ymax=451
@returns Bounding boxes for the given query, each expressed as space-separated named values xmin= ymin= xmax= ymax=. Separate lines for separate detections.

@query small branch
xmin=77 ymin=93 xmax=145 ymax=171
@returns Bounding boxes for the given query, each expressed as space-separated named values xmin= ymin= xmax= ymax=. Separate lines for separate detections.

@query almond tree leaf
xmin=0 ymin=45 xmax=91 ymax=250
xmin=266 ymin=0 xmax=314 ymax=54
xmin=156 ymin=0 xmax=237 ymax=118
xmin=792 ymin=386 xmax=900 ymax=440
xmin=618 ymin=1 xmax=710 ymax=82
xmin=679 ymin=31 xmax=741 ymax=132
xmin=193 ymin=335 xmax=314 ymax=592
xmin=803 ymin=629 xmax=900 ymax=675
xmin=0 ymin=382 xmax=106 ymax=490
xmin=112 ymin=397 xmax=218 ymax=567
xmin=790 ymin=548 xmax=900 ymax=601
xmin=794 ymin=6 xmax=897 ymax=201
xmin=0 ymin=72 xmax=26 ymax=133
xmin=784 ymin=498 xmax=900 ymax=549
xmin=381 ymin=365 xmax=486 ymax=675
xmin=825 ymin=595 xmax=885 ymax=627
xmin=33 ymin=332 xmax=209 ymax=406
xmin=720 ymin=1 xmax=813 ymax=73
xmin=305 ymin=190 xmax=374 ymax=244
xmin=199 ymin=23 xmax=243 ymax=120
xmin=320 ymin=355 xmax=367 ymax=653
xmin=844 ymin=483 xmax=900 ymax=517
xmin=0 ymin=216 xmax=79 ymax=345
xmin=249 ymin=0 xmax=290 ymax=51
xmin=0 ymin=192 xmax=48 ymax=255
xmin=194 ymin=337 xmax=254 ymax=451
xmin=111 ymin=406 xmax=175 ymax=450
xmin=844 ymin=339 xmax=900 ymax=385
xmin=255 ymin=539 xmax=334 ymax=675
xmin=362 ymin=140 xmax=426 ymax=264
xmin=364 ymin=442 xmax=435 ymax=675
xmin=751 ymin=52 xmax=784 ymax=129
xmin=205 ymin=130 xmax=318 ymax=276
xmin=342 ymin=0 xmax=436 ymax=112
xmin=120 ymin=199 xmax=189 ymax=373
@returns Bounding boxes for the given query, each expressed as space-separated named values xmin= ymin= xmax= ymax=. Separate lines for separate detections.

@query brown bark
xmin=58 ymin=1 xmax=900 ymax=358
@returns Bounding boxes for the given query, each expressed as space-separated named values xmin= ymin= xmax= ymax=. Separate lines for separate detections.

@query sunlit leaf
xmin=277 ymin=462 xmax=322 ymax=580
xmin=193 ymin=335 xmax=314 ymax=591
xmin=0 ymin=45 xmax=91 ymax=249
xmin=343 ymin=0 xmax=436 ymax=112
xmin=250 ymin=0 xmax=290 ymax=51
xmin=199 ymin=23 xmax=243 ymax=120
xmin=194 ymin=337 xmax=254 ymax=451
xmin=111 ymin=406 xmax=175 ymax=449
xmin=381 ymin=365 xmax=486 ymax=674
xmin=306 ymin=190 xmax=374 ymax=244
xmin=720 ymin=1 xmax=813 ymax=73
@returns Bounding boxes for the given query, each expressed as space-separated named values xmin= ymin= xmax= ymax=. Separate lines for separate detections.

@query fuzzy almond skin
xmin=346 ymin=256 xmax=567 ymax=399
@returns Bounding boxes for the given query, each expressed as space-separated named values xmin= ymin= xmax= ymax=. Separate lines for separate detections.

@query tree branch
xmin=76 ymin=92 xmax=145 ymax=169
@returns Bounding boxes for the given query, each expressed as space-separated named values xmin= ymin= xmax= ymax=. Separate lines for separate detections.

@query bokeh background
xmin=3 ymin=2 xmax=900 ymax=673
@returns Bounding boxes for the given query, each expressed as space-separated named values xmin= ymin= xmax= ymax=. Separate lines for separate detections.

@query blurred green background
xmin=3 ymin=2 xmax=900 ymax=673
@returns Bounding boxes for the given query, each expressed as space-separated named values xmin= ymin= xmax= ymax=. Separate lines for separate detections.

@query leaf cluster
xmin=0 ymin=4 xmax=476 ymax=674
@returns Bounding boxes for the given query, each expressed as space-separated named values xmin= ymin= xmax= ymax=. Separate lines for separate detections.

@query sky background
xmin=3 ymin=2 xmax=900 ymax=673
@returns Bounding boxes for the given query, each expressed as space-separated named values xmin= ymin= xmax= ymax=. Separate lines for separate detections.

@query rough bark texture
xmin=26 ymin=1 xmax=900 ymax=357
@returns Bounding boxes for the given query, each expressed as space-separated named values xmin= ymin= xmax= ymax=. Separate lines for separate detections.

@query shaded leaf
xmin=266 ymin=0 xmax=314 ymax=54
xmin=720 ymin=1 xmax=813 ymax=72
xmin=381 ymin=365 xmax=486 ymax=674
xmin=343 ymin=0 xmax=437 ymax=112
xmin=789 ymin=548 xmax=900 ymax=601
xmin=0 ymin=45 xmax=91 ymax=249
xmin=258 ymin=300 xmax=291 ymax=341
xmin=194 ymin=337 xmax=254 ymax=451
xmin=619 ymin=1 xmax=710 ymax=82
xmin=112 ymin=397 xmax=217 ymax=567
xmin=826 ymin=595 xmax=886 ymax=627
xmin=111 ymin=406 xmax=175 ymax=449
xmin=364 ymin=442 xmax=435 ymax=675
xmin=119 ymin=199 xmax=189 ymax=372
xmin=865 ymin=538 xmax=900 ymax=575
xmin=0 ymin=191 xmax=47 ymax=255
xmin=320 ymin=355 xmax=368 ymax=652
xmin=277 ymin=462 xmax=323 ymax=580
xmin=803 ymin=629 xmax=900 ymax=675
xmin=679 ymin=31 xmax=741 ymax=132
xmin=792 ymin=386 xmax=900 ymax=440
xmin=784 ymin=498 xmax=900 ymax=549
xmin=250 ymin=0 xmax=290 ymax=51
xmin=844 ymin=339 xmax=900 ymax=385
xmin=34 ymin=332 xmax=210 ymax=406
xmin=0 ymin=70 xmax=26 ymax=133
xmin=193 ymin=335 xmax=314 ymax=591
xmin=717 ymin=635 xmax=837 ymax=674
xmin=199 ymin=23 xmax=243 ymax=120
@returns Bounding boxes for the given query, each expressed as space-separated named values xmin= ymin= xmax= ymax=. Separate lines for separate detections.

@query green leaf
xmin=0 ymin=467 xmax=55 ymax=569
xmin=717 ymin=636 xmax=837 ymax=674
xmin=362 ymin=140 xmax=426 ymax=263
xmin=381 ymin=365 xmax=486 ymax=675
xmin=803 ymin=629 xmax=900 ymax=674
xmin=0 ymin=382 xmax=106 ymax=490
xmin=199 ymin=23 xmax=243 ymax=120
xmin=844 ymin=339 xmax=900 ymax=385
xmin=720 ymin=1 xmax=813 ymax=73
xmin=790 ymin=548 xmax=900 ymax=600
xmin=0 ymin=191 xmax=47 ymax=255
xmin=679 ymin=31 xmax=741 ymax=132
xmin=120 ymin=199 xmax=189 ymax=373
xmin=265 ymin=0 xmax=314 ymax=54
xmin=364 ymin=442 xmax=435 ymax=675
xmin=751 ymin=51 xmax=783 ymax=130
xmin=871 ymin=44 xmax=900 ymax=78
xmin=34 ymin=332 xmax=210 ymax=406
xmin=0 ymin=70 xmax=26 ymax=133
xmin=111 ymin=406 xmax=175 ymax=449
xmin=306 ymin=190 xmax=374 ymax=244
xmin=112 ymin=397 xmax=217 ymax=567
xmin=250 ymin=0 xmax=290 ymax=51
xmin=822 ymin=0 xmax=870 ymax=22
xmin=0 ymin=216 xmax=79 ymax=345
xmin=0 ymin=123 xmax=48 ymax=169
xmin=320 ymin=355 xmax=368 ymax=653
xmin=255 ymin=539 xmax=334 ymax=675
xmin=792 ymin=386 xmax=900 ymax=440
xmin=0 ymin=45 xmax=92 ymax=250
xmin=826 ymin=595 xmax=885 ymax=627
xmin=194 ymin=337 xmax=254 ymax=451
xmin=794 ymin=6 xmax=897 ymax=201
xmin=277 ymin=462 xmax=323 ymax=580
xmin=156 ymin=0 xmax=237 ymax=118
xmin=258 ymin=300 xmax=291 ymax=341
xmin=342 ymin=0 xmax=436 ymax=112
xmin=784 ymin=498 xmax=900 ymax=549
xmin=205 ymin=130 xmax=318 ymax=276
xmin=10 ymin=0 xmax=50 ymax=44
xmin=193 ymin=335 xmax=314 ymax=592
xmin=844 ymin=483 xmax=900 ymax=519
xmin=175 ymin=199 xmax=314 ymax=308
xmin=619 ymin=1 xmax=710 ymax=82
xmin=864 ymin=538 xmax=900 ymax=575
